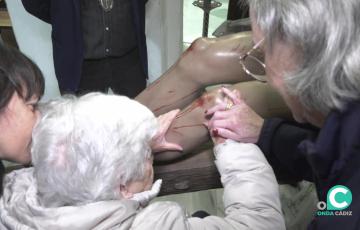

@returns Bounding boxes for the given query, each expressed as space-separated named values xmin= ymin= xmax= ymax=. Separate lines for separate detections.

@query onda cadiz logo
xmin=317 ymin=185 xmax=353 ymax=216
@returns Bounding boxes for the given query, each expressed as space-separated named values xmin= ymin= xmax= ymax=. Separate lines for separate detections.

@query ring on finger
xmin=225 ymin=101 xmax=233 ymax=110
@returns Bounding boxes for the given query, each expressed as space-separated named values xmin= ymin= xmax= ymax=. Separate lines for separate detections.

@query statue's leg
xmin=135 ymin=32 xmax=260 ymax=116
xmin=154 ymin=81 xmax=290 ymax=162
xmin=134 ymin=31 xmax=286 ymax=161
xmin=231 ymin=82 xmax=291 ymax=119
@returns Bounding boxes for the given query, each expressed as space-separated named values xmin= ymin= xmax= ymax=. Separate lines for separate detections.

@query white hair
xmin=31 ymin=93 xmax=158 ymax=207
xmin=249 ymin=0 xmax=360 ymax=114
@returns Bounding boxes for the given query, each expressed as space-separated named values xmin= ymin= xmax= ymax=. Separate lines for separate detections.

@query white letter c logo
xmin=329 ymin=187 xmax=349 ymax=209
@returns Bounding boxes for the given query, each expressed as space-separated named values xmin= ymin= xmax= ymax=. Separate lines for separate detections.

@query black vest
xmin=80 ymin=0 xmax=137 ymax=59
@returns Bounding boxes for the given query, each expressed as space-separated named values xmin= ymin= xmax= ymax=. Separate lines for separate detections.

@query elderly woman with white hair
xmin=207 ymin=0 xmax=360 ymax=229
xmin=0 ymin=93 xmax=285 ymax=229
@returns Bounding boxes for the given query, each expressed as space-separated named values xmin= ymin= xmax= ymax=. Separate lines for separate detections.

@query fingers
xmin=205 ymin=100 xmax=233 ymax=116
xmin=206 ymin=88 xmax=243 ymax=116
xmin=212 ymin=127 xmax=240 ymax=141
xmin=154 ymin=142 xmax=183 ymax=153
xmin=157 ymin=109 xmax=180 ymax=133
xmin=157 ymin=109 xmax=180 ymax=123
xmin=208 ymin=117 xmax=231 ymax=130
xmin=205 ymin=103 xmax=224 ymax=116
xmin=211 ymin=109 xmax=236 ymax=120
xmin=205 ymin=105 xmax=241 ymax=126
xmin=221 ymin=87 xmax=243 ymax=105
xmin=151 ymin=109 xmax=183 ymax=153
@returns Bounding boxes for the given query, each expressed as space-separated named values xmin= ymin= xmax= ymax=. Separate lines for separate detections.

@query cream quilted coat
xmin=0 ymin=140 xmax=285 ymax=230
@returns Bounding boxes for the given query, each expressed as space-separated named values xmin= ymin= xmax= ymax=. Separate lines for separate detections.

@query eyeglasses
xmin=239 ymin=38 xmax=267 ymax=82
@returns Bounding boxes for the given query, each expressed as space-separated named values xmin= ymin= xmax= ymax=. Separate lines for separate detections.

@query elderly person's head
xmin=247 ymin=0 xmax=360 ymax=127
xmin=31 ymin=93 xmax=157 ymax=207
xmin=0 ymin=44 xmax=44 ymax=164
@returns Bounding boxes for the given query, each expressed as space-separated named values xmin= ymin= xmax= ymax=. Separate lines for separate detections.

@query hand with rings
xmin=204 ymin=87 xmax=264 ymax=143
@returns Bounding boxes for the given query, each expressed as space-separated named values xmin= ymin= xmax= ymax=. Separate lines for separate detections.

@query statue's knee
xmin=182 ymin=37 xmax=213 ymax=58
xmin=190 ymin=37 xmax=211 ymax=52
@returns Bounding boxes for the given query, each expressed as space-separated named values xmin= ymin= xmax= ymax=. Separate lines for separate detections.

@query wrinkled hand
xmin=131 ymin=179 xmax=162 ymax=207
xmin=205 ymin=87 xmax=264 ymax=143
xmin=150 ymin=109 xmax=183 ymax=153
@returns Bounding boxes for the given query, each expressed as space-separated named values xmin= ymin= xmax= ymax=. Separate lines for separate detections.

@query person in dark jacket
xmin=0 ymin=43 xmax=45 ymax=194
xmin=206 ymin=0 xmax=360 ymax=229
xmin=21 ymin=0 xmax=148 ymax=97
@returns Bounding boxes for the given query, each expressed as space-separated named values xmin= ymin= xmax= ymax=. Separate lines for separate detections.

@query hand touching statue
xmin=205 ymin=87 xmax=264 ymax=143
xmin=150 ymin=109 xmax=183 ymax=153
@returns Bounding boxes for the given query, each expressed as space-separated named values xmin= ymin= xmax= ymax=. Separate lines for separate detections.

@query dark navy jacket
xmin=21 ymin=0 xmax=148 ymax=93
xmin=258 ymin=101 xmax=360 ymax=229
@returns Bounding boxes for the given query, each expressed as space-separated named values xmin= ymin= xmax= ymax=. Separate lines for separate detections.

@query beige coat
xmin=0 ymin=140 xmax=285 ymax=229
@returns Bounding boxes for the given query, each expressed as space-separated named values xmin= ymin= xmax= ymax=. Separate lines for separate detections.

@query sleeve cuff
xmin=256 ymin=118 xmax=284 ymax=157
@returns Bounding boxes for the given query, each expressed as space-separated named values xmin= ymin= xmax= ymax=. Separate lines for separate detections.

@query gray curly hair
xmin=249 ymin=0 xmax=360 ymax=114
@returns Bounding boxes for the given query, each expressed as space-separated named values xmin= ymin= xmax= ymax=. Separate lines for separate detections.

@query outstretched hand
xmin=150 ymin=109 xmax=183 ymax=153
xmin=205 ymin=87 xmax=264 ymax=143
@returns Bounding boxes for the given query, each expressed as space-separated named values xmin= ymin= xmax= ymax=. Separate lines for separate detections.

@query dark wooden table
xmin=154 ymin=142 xmax=222 ymax=196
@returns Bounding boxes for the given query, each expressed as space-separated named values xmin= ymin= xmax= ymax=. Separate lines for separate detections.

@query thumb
xmin=162 ymin=142 xmax=183 ymax=152
xmin=153 ymin=142 xmax=183 ymax=153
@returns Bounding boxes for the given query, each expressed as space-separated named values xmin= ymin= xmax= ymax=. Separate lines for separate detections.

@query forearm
xmin=188 ymin=140 xmax=285 ymax=229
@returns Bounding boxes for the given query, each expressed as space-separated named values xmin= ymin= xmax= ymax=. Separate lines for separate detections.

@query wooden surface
xmin=154 ymin=143 xmax=222 ymax=196
xmin=0 ymin=10 xmax=11 ymax=28
xmin=5 ymin=143 xmax=223 ymax=197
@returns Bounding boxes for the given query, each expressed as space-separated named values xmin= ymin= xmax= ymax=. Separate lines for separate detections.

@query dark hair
xmin=0 ymin=44 xmax=45 ymax=113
